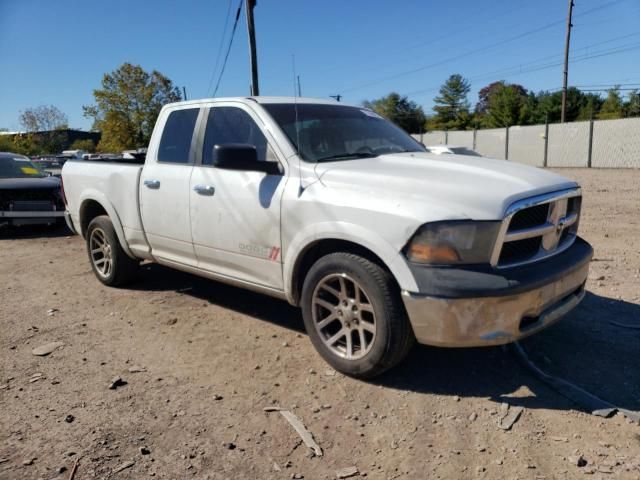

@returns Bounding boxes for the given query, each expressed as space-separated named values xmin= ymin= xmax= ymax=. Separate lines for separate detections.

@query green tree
xmin=83 ymin=63 xmax=181 ymax=152
xmin=18 ymin=105 xmax=68 ymax=154
xmin=477 ymin=81 xmax=529 ymax=128
xmin=432 ymin=74 xmax=471 ymax=130
xmin=597 ymin=88 xmax=625 ymax=120
xmin=625 ymin=89 xmax=640 ymax=117
xmin=70 ymin=139 xmax=97 ymax=153
xmin=576 ymin=93 xmax=604 ymax=121
xmin=362 ymin=92 xmax=426 ymax=133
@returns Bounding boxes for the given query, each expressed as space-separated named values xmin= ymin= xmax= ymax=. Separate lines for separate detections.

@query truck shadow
xmin=0 ymin=223 xmax=71 ymax=239
xmin=375 ymin=291 xmax=640 ymax=415
xmin=131 ymin=264 xmax=640 ymax=415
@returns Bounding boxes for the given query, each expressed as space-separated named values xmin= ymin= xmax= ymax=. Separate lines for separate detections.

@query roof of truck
xmin=165 ymin=96 xmax=346 ymax=109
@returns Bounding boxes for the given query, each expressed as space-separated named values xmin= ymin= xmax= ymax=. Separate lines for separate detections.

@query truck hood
xmin=313 ymin=152 xmax=578 ymax=220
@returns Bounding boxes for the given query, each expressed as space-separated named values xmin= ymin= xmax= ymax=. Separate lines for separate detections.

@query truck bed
xmin=62 ymin=160 xmax=149 ymax=256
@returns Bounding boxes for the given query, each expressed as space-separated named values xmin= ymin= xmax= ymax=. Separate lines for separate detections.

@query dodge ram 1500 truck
xmin=62 ymin=97 xmax=592 ymax=378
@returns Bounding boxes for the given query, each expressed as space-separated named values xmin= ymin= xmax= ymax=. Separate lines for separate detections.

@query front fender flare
xmin=283 ymin=221 xmax=418 ymax=304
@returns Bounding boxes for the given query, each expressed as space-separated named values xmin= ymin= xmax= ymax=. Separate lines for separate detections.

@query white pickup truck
xmin=62 ymin=97 xmax=592 ymax=378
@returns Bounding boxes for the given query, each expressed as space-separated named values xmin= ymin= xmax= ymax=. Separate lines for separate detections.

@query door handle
xmin=144 ymin=179 xmax=161 ymax=189
xmin=193 ymin=184 xmax=215 ymax=196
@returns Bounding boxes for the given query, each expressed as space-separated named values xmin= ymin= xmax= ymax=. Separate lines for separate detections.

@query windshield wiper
xmin=315 ymin=152 xmax=378 ymax=162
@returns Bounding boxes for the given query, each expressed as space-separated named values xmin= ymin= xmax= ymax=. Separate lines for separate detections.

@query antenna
xmin=292 ymin=54 xmax=303 ymax=195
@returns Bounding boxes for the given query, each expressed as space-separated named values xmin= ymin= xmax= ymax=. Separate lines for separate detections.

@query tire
xmin=86 ymin=215 xmax=138 ymax=287
xmin=301 ymin=252 xmax=415 ymax=379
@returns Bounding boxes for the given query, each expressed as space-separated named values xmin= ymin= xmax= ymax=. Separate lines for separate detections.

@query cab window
xmin=157 ymin=108 xmax=199 ymax=163
xmin=202 ymin=107 xmax=272 ymax=165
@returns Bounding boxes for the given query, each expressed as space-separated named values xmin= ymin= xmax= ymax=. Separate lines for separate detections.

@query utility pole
xmin=297 ymin=75 xmax=302 ymax=97
xmin=182 ymin=86 xmax=188 ymax=100
xmin=245 ymin=0 xmax=259 ymax=96
xmin=330 ymin=94 xmax=342 ymax=102
xmin=561 ymin=0 xmax=574 ymax=123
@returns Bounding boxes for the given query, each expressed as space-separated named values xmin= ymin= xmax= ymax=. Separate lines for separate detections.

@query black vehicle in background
xmin=0 ymin=152 xmax=65 ymax=227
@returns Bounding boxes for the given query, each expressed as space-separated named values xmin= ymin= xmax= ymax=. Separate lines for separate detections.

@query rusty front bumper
xmin=402 ymin=260 xmax=589 ymax=347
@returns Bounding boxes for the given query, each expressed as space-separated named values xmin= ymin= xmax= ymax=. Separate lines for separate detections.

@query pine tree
xmin=432 ymin=74 xmax=471 ymax=130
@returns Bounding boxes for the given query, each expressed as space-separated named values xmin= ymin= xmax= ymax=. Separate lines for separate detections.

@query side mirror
xmin=212 ymin=144 xmax=281 ymax=175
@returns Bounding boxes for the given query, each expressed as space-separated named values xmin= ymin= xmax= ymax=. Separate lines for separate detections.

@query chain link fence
xmin=412 ymin=117 xmax=640 ymax=168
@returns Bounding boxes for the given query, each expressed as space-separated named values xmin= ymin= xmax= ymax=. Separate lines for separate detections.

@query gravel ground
xmin=1 ymin=168 xmax=639 ymax=480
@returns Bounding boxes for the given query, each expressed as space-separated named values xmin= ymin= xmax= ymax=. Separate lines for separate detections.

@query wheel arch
xmin=78 ymin=193 xmax=136 ymax=260
xmin=285 ymin=228 xmax=418 ymax=305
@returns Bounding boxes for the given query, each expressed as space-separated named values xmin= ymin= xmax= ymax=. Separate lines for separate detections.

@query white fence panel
xmin=475 ymin=128 xmax=506 ymax=159
xmin=547 ymin=122 xmax=590 ymax=167
xmin=591 ymin=117 xmax=640 ymax=168
xmin=419 ymin=131 xmax=446 ymax=145
xmin=508 ymin=125 xmax=545 ymax=167
xmin=446 ymin=130 xmax=474 ymax=149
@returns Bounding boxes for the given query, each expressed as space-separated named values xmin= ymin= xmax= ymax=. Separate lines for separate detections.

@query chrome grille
xmin=491 ymin=188 xmax=582 ymax=268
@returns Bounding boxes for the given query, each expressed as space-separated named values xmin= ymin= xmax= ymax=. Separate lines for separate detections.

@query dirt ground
xmin=1 ymin=168 xmax=639 ymax=480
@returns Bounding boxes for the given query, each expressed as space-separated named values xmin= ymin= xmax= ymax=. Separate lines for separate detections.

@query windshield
xmin=0 ymin=156 xmax=48 ymax=179
xmin=262 ymin=103 xmax=425 ymax=162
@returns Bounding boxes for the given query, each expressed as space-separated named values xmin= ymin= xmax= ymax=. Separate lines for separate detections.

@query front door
xmin=189 ymin=104 xmax=286 ymax=289
xmin=139 ymin=106 xmax=200 ymax=266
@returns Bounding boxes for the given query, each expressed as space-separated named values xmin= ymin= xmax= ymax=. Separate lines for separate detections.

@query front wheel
xmin=86 ymin=215 xmax=138 ymax=287
xmin=301 ymin=253 xmax=415 ymax=379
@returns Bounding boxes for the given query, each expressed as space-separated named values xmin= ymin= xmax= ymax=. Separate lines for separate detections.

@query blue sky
xmin=1 ymin=0 xmax=639 ymax=131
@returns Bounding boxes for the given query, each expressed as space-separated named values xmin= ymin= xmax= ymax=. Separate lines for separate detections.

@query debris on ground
xmin=140 ymin=447 xmax=151 ymax=455
xmin=65 ymin=414 xmax=75 ymax=423
xmin=265 ymin=407 xmax=323 ymax=457
xmin=68 ymin=458 xmax=79 ymax=480
xmin=335 ymin=465 xmax=359 ymax=478
xmin=31 ymin=341 xmax=64 ymax=356
xmin=608 ymin=320 xmax=640 ymax=330
xmin=498 ymin=403 xmax=524 ymax=430
xmin=568 ymin=455 xmax=588 ymax=467
xmin=22 ymin=457 xmax=36 ymax=466
xmin=112 ymin=460 xmax=135 ymax=474
xmin=47 ymin=308 xmax=59 ymax=316
xmin=127 ymin=365 xmax=146 ymax=373
xmin=511 ymin=342 xmax=640 ymax=424
xmin=108 ymin=377 xmax=127 ymax=390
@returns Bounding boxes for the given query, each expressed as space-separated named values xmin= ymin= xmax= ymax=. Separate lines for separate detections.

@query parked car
xmin=32 ymin=156 xmax=63 ymax=177
xmin=425 ymin=145 xmax=481 ymax=156
xmin=0 ymin=152 xmax=65 ymax=227
xmin=62 ymin=97 xmax=592 ymax=378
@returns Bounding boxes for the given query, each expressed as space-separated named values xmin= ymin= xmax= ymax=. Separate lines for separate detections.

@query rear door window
xmin=158 ymin=108 xmax=199 ymax=163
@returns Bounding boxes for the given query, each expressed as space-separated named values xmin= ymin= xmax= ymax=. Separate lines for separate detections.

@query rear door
xmin=139 ymin=106 xmax=202 ymax=266
xmin=189 ymin=103 xmax=286 ymax=288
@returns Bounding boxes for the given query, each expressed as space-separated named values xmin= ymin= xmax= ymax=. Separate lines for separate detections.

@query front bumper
xmin=0 ymin=210 xmax=65 ymax=226
xmin=402 ymin=237 xmax=592 ymax=347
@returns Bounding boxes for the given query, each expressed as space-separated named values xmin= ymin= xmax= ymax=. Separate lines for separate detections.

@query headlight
xmin=405 ymin=221 xmax=501 ymax=265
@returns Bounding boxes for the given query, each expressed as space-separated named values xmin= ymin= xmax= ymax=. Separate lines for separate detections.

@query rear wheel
xmin=86 ymin=215 xmax=138 ymax=287
xmin=301 ymin=252 xmax=415 ymax=379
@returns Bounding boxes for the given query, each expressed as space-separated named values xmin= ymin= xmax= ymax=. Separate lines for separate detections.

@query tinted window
xmin=203 ymin=107 xmax=269 ymax=165
xmin=158 ymin=108 xmax=199 ymax=163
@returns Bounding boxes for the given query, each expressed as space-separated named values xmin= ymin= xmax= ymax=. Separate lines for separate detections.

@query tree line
xmin=1 ymin=63 xmax=182 ymax=155
xmin=4 ymin=64 xmax=639 ymax=155
xmin=365 ymin=74 xmax=640 ymax=133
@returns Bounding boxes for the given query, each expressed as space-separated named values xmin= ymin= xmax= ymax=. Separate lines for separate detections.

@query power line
xmin=403 ymin=38 xmax=640 ymax=99
xmin=212 ymin=0 xmax=243 ymax=97
xmin=336 ymin=0 xmax=629 ymax=95
xmin=206 ymin=0 xmax=234 ymax=96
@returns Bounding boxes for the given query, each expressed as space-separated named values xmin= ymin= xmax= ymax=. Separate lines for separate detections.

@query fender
xmin=78 ymin=189 xmax=137 ymax=260
xmin=283 ymin=221 xmax=419 ymax=304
